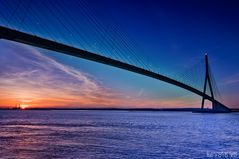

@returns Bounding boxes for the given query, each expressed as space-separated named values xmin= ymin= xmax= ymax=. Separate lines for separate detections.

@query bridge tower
xmin=201 ymin=53 xmax=231 ymax=112
xmin=201 ymin=53 xmax=214 ymax=109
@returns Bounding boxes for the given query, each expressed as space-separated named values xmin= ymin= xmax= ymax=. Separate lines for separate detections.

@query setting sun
xmin=19 ymin=104 xmax=29 ymax=110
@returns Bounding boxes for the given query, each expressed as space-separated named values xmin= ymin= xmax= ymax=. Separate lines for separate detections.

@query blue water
xmin=0 ymin=110 xmax=239 ymax=159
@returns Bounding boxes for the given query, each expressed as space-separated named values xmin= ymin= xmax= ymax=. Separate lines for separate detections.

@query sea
xmin=0 ymin=110 xmax=239 ymax=159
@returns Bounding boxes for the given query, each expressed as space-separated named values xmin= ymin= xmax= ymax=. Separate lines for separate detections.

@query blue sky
xmin=0 ymin=0 xmax=238 ymax=108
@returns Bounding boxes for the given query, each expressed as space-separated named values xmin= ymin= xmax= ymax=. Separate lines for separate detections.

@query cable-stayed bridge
xmin=0 ymin=0 xmax=231 ymax=112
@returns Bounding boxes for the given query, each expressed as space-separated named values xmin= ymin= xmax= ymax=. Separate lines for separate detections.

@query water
xmin=0 ymin=110 xmax=239 ymax=159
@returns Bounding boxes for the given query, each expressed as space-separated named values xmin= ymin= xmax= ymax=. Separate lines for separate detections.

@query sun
xmin=19 ymin=104 xmax=29 ymax=110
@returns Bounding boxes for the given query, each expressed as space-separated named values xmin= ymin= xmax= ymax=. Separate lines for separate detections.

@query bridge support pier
xmin=212 ymin=101 xmax=231 ymax=112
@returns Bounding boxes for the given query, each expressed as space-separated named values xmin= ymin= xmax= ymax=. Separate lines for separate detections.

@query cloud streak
xmin=0 ymin=40 xmax=123 ymax=107
xmin=222 ymin=73 xmax=239 ymax=85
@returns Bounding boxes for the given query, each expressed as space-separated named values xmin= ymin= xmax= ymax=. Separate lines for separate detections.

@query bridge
xmin=0 ymin=1 xmax=231 ymax=112
xmin=0 ymin=26 xmax=231 ymax=112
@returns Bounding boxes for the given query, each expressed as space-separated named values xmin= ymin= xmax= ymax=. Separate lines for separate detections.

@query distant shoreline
xmin=0 ymin=107 xmax=202 ymax=111
xmin=0 ymin=107 xmax=239 ymax=112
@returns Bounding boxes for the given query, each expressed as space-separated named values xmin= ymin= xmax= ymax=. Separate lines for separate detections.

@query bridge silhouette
xmin=0 ymin=26 xmax=230 ymax=112
xmin=0 ymin=1 xmax=231 ymax=112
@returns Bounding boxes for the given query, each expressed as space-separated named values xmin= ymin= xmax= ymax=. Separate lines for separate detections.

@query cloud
xmin=222 ymin=73 xmax=239 ymax=85
xmin=0 ymin=40 xmax=123 ymax=107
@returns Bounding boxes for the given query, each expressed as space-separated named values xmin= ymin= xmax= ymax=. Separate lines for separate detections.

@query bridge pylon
xmin=201 ymin=53 xmax=231 ymax=112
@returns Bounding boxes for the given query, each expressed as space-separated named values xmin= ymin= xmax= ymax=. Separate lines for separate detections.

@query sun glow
xmin=19 ymin=104 xmax=29 ymax=109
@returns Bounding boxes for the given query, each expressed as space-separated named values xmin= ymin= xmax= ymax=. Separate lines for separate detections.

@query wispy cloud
xmin=222 ymin=73 xmax=239 ymax=85
xmin=0 ymin=40 xmax=123 ymax=107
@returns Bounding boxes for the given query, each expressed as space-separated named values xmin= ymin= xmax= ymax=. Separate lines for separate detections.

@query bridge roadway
xmin=0 ymin=25 xmax=227 ymax=108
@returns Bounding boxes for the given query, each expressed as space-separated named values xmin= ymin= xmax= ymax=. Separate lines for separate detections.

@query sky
xmin=0 ymin=0 xmax=239 ymax=109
